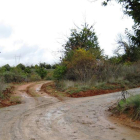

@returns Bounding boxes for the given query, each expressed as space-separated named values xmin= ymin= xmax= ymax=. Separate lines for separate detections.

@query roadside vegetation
xmin=0 ymin=78 xmax=15 ymax=107
xmin=52 ymin=0 xmax=140 ymax=120
xmin=110 ymin=94 xmax=140 ymax=121
xmin=0 ymin=63 xmax=55 ymax=107
xmin=52 ymin=23 xmax=140 ymax=98
xmin=0 ymin=63 xmax=56 ymax=83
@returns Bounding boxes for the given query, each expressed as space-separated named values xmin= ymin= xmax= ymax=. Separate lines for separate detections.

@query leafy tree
xmin=39 ymin=62 xmax=46 ymax=68
xmin=108 ymin=56 xmax=122 ymax=64
xmin=36 ymin=67 xmax=47 ymax=79
xmin=52 ymin=64 xmax=58 ymax=69
xmin=38 ymin=63 xmax=52 ymax=69
xmin=64 ymin=23 xmax=103 ymax=59
xmin=55 ymin=23 xmax=103 ymax=82
xmin=3 ymin=64 xmax=11 ymax=71
xmin=53 ymin=65 xmax=67 ymax=80
xmin=45 ymin=64 xmax=51 ymax=69
xmin=24 ymin=66 xmax=31 ymax=74
xmin=35 ymin=64 xmax=39 ymax=69
xmin=16 ymin=63 xmax=26 ymax=70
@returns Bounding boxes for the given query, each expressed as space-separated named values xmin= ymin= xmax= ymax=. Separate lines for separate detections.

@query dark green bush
xmin=2 ymin=71 xmax=26 ymax=83
xmin=53 ymin=65 xmax=67 ymax=80
xmin=36 ymin=67 xmax=47 ymax=79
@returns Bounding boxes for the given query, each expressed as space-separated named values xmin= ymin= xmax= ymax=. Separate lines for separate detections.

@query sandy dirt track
xmin=0 ymin=81 xmax=140 ymax=140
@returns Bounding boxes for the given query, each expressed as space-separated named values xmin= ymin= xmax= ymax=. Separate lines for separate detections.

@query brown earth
xmin=0 ymin=86 xmax=16 ymax=107
xmin=0 ymin=81 xmax=140 ymax=140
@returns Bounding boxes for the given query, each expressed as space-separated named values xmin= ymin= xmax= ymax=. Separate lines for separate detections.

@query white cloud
xmin=0 ymin=23 xmax=12 ymax=38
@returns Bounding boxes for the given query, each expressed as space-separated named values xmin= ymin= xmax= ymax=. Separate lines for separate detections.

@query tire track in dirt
xmin=0 ymin=81 xmax=140 ymax=140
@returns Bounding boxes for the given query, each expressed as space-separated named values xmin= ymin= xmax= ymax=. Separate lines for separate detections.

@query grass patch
xmin=41 ymin=82 xmax=67 ymax=100
xmin=10 ymin=96 xmax=22 ymax=104
xmin=55 ymin=80 xmax=93 ymax=94
xmin=114 ymin=94 xmax=140 ymax=121
xmin=54 ymin=80 xmax=125 ymax=95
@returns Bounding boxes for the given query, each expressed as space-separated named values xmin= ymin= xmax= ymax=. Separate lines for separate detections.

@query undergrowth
xmin=0 ymin=79 xmax=8 ymax=100
xmin=10 ymin=96 xmax=22 ymax=104
xmin=115 ymin=94 xmax=140 ymax=121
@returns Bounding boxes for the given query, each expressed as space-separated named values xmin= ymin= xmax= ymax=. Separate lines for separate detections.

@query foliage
xmin=10 ymin=96 xmax=22 ymax=104
xmin=46 ymin=69 xmax=54 ymax=80
xmin=55 ymin=60 xmax=140 ymax=95
xmin=52 ymin=64 xmax=58 ymax=69
xmin=0 ymin=62 xmax=54 ymax=83
xmin=2 ymin=71 xmax=26 ymax=83
xmin=108 ymin=56 xmax=122 ymax=64
xmin=53 ymin=65 xmax=67 ymax=80
xmin=29 ymin=73 xmax=41 ymax=81
xmin=24 ymin=66 xmax=31 ymax=74
xmin=58 ymin=23 xmax=104 ymax=82
xmin=64 ymin=23 xmax=103 ymax=59
xmin=36 ymin=67 xmax=47 ymax=79
xmin=2 ymin=64 xmax=11 ymax=71
xmin=39 ymin=62 xmax=52 ymax=69
xmin=125 ymin=72 xmax=140 ymax=85
xmin=0 ymin=78 xmax=7 ymax=99
xmin=117 ymin=94 xmax=140 ymax=120
xmin=64 ymin=48 xmax=97 ymax=81
xmin=16 ymin=63 xmax=26 ymax=70
xmin=0 ymin=64 xmax=11 ymax=72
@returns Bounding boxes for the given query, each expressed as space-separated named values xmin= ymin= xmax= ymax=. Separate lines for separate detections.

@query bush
xmin=64 ymin=48 xmax=97 ymax=82
xmin=53 ymin=65 xmax=67 ymax=80
xmin=0 ymin=78 xmax=7 ymax=99
xmin=125 ymin=72 xmax=140 ymax=85
xmin=2 ymin=71 xmax=26 ymax=83
xmin=29 ymin=73 xmax=41 ymax=81
xmin=117 ymin=95 xmax=140 ymax=120
xmin=36 ymin=67 xmax=47 ymax=79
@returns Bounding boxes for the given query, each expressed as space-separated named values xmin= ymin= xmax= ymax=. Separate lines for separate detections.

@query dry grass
xmin=110 ymin=94 xmax=140 ymax=121
xmin=10 ymin=96 xmax=22 ymax=104
xmin=41 ymin=82 xmax=67 ymax=100
xmin=26 ymin=86 xmax=40 ymax=97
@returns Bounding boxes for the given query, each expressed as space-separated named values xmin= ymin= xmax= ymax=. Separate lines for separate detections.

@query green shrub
xmin=46 ymin=70 xmax=54 ymax=80
xmin=53 ymin=65 xmax=67 ymax=80
xmin=29 ymin=73 xmax=41 ymax=81
xmin=2 ymin=71 xmax=25 ymax=83
xmin=36 ymin=67 xmax=47 ymax=79
xmin=117 ymin=95 xmax=140 ymax=120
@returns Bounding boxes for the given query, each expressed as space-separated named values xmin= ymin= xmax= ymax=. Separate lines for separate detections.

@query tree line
xmin=0 ymin=63 xmax=57 ymax=83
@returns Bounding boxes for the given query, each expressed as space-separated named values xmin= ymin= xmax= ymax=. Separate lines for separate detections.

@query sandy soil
xmin=0 ymin=81 xmax=140 ymax=140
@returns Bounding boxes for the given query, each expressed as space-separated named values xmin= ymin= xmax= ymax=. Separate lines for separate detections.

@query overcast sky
xmin=0 ymin=0 xmax=134 ymax=66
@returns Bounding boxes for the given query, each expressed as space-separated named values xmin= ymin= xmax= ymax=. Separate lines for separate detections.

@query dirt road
xmin=0 ymin=81 xmax=140 ymax=140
